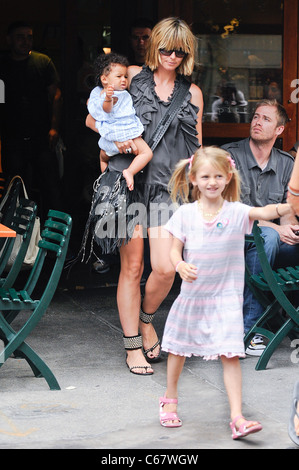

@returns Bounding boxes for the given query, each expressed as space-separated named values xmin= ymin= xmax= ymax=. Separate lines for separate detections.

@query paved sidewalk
xmin=0 ymin=261 xmax=298 ymax=450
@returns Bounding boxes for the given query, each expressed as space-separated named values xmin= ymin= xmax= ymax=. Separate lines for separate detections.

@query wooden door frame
xmin=283 ymin=0 xmax=298 ymax=151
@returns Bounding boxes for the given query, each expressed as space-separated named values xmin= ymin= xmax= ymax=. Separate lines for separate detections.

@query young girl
xmin=87 ymin=52 xmax=152 ymax=190
xmin=160 ymin=146 xmax=293 ymax=439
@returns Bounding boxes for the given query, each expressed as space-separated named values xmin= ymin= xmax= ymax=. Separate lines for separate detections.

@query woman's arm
xmin=287 ymin=149 xmax=299 ymax=215
xmin=85 ymin=114 xmax=98 ymax=133
xmin=127 ymin=65 xmax=142 ymax=88
xmin=100 ymin=150 xmax=109 ymax=173
xmin=190 ymin=83 xmax=204 ymax=146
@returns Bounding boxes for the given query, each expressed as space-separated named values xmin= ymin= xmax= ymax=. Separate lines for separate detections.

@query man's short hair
xmin=253 ymin=99 xmax=289 ymax=127
xmin=7 ymin=21 xmax=32 ymax=35
xmin=130 ymin=18 xmax=154 ymax=32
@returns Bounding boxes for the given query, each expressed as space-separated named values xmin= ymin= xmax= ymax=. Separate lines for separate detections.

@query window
xmin=191 ymin=0 xmax=283 ymax=124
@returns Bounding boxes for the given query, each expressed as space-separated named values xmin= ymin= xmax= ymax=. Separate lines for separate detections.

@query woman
xmin=86 ymin=17 xmax=203 ymax=375
xmin=287 ymin=154 xmax=299 ymax=446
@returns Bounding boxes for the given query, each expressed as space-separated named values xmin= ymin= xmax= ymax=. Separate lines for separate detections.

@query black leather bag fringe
xmin=77 ymin=168 xmax=140 ymax=262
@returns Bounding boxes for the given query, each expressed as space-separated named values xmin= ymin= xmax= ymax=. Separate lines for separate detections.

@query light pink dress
xmin=162 ymin=200 xmax=253 ymax=360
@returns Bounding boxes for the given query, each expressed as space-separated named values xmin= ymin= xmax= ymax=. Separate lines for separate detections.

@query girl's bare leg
xmin=118 ymin=226 xmax=153 ymax=374
xmin=221 ymin=356 xmax=260 ymax=430
xmin=221 ymin=356 xmax=242 ymax=420
xmin=162 ymin=353 xmax=186 ymax=425
xmin=140 ymin=226 xmax=175 ymax=359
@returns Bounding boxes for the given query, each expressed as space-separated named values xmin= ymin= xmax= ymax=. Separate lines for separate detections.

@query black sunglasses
xmin=159 ymin=48 xmax=187 ymax=58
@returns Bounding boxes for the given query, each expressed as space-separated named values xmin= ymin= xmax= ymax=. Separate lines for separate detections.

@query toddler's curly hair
xmin=93 ymin=52 xmax=129 ymax=87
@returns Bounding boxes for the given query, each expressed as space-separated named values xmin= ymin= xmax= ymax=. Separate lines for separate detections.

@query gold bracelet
xmin=276 ymin=203 xmax=282 ymax=217
xmin=104 ymin=98 xmax=112 ymax=102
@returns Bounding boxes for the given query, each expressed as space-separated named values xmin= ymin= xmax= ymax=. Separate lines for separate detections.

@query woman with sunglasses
xmin=86 ymin=17 xmax=203 ymax=375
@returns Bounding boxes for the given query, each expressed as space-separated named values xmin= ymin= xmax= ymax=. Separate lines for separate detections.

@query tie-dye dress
xmin=162 ymin=200 xmax=253 ymax=360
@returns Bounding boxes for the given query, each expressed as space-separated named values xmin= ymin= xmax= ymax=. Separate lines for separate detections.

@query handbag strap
xmin=0 ymin=175 xmax=28 ymax=211
xmin=0 ymin=175 xmax=30 ymax=221
xmin=147 ymin=79 xmax=191 ymax=152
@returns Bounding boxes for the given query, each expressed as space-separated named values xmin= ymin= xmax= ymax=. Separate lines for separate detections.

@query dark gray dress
xmin=109 ymin=66 xmax=200 ymax=227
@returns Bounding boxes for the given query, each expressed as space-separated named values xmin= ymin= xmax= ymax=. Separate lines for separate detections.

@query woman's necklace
xmin=198 ymin=201 xmax=223 ymax=219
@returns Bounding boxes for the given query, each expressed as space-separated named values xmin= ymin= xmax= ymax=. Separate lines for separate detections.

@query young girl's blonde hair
xmin=168 ymin=146 xmax=241 ymax=203
xmin=145 ymin=17 xmax=196 ymax=76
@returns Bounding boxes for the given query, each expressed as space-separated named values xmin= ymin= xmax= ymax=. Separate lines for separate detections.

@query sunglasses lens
xmin=160 ymin=49 xmax=171 ymax=56
xmin=175 ymin=50 xmax=186 ymax=58
xmin=159 ymin=49 xmax=186 ymax=58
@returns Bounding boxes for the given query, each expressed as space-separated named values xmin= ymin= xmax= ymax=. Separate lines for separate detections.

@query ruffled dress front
xmin=109 ymin=66 xmax=201 ymax=227
xmin=162 ymin=200 xmax=253 ymax=360
xmin=80 ymin=67 xmax=201 ymax=258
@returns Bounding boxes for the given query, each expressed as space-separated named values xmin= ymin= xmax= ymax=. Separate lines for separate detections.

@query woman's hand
xmin=114 ymin=139 xmax=139 ymax=155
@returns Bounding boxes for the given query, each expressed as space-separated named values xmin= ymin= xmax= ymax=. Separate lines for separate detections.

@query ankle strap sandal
xmin=140 ymin=305 xmax=161 ymax=363
xmin=123 ymin=334 xmax=143 ymax=351
xmin=140 ymin=308 xmax=156 ymax=324
xmin=123 ymin=334 xmax=154 ymax=376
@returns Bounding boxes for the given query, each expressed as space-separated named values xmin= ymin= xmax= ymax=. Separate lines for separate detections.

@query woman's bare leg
xmin=140 ymin=226 xmax=175 ymax=359
xmin=118 ymin=226 xmax=153 ymax=374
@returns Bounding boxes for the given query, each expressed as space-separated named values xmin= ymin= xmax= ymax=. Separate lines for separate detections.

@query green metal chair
xmin=244 ymin=221 xmax=299 ymax=370
xmin=0 ymin=210 xmax=72 ymax=390
xmin=0 ymin=198 xmax=37 ymax=288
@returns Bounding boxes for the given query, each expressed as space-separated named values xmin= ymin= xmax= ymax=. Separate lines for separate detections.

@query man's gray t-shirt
xmin=222 ymin=138 xmax=294 ymax=209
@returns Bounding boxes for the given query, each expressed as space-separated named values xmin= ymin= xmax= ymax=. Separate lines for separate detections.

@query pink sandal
xmin=230 ymin=415 xmax=263 ymax=440
xmin=159 ymin=396 xmax=182 ymax=428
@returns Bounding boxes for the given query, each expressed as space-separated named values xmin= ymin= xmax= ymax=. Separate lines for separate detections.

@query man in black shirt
xmin=0 ymin=21 xmax=62 ymax=221
xmin=128 ymin=18 xmax=153 ymax=66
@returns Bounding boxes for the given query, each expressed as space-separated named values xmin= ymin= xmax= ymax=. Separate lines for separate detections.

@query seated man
xmin=222 ymin=99 xmax=299 ymax=355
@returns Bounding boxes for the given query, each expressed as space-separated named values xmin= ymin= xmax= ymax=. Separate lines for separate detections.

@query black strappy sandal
xmin=123 ymin=334 xmax=154 ymax=375
xmin=140 ymin=307 xmax=162 ymax=363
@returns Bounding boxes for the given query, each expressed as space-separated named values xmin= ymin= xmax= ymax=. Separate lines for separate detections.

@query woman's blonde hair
xmin=145 ymin=17 xmax=196 ymax=76
xmin=168 ymin=146 xmax=241 ymax=203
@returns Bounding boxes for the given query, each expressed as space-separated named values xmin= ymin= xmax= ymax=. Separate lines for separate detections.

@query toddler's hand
xmin=177 ymin=261 xmax=198 ymax=283
xmin=106 ymin=85 xmax=114 ymax=99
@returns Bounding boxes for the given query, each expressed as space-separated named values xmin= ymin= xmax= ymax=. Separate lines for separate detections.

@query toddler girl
xmin=87 ymin=52 xmax=152 ymax=190
xmin=80 ymin=53 xmax=152 ymax=256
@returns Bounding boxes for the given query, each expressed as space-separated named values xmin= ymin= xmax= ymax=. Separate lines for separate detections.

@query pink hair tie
xmin=188 ymin=154 xmax=194 ymax=169
xmin=227 ymin=156 xmax=236 ymax=168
